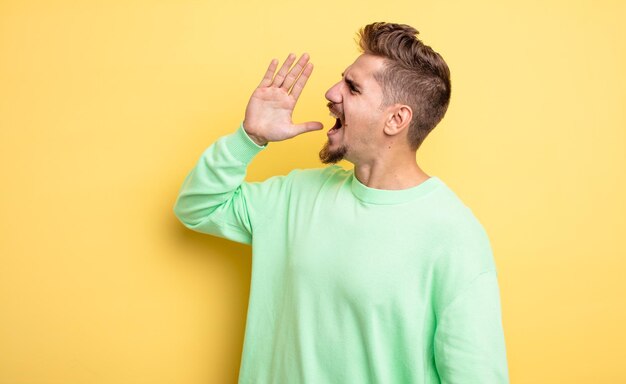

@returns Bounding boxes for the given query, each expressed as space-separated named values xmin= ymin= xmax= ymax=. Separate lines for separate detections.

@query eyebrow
xmin=341 ymin=72 xmax=361 ymax=91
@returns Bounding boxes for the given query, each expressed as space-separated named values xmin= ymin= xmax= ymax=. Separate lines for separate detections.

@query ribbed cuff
xmin=222 ymin=123 xmax=267 ymax=164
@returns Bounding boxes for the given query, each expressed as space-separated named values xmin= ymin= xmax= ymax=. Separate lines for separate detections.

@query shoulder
xmin=428 ymin=189 xmax=497 ymax=313
xmin=244 ymin=165 xmax=348 ymax=191
xmin=427 ymin=180 xmax=496 ymax=279
xmin=287 ymin=165 xmax=351 ymax=187
xmin=288 ymin=164 xmax=349 ymax=178
xmin=416 ymin=179 xmax=487 ymax=240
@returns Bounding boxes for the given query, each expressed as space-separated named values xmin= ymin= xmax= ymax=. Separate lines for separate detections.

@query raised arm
xmin=173 ymin=53 xmax=322 ymax=243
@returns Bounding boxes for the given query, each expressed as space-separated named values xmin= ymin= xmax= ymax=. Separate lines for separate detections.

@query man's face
xmin=320 ymin=54 xmax=387 ymax=164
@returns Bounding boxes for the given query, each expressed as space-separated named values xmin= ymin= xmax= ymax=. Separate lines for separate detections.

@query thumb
xmin=293 ymin=121 xmax=324 ymax=136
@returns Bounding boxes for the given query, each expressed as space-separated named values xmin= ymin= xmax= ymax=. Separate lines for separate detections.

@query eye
xmin=342 ymin=74 xmax=360 ymax=95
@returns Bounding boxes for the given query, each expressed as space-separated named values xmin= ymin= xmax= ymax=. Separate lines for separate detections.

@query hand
xmin=243 ymin=53 xmax=324 ymax=146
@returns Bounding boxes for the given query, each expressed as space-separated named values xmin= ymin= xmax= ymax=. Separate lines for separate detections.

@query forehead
xmin=344 ymin=54 xmax=386 ymax=83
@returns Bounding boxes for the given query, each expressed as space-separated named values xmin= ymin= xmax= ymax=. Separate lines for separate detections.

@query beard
xmin=319 ymin=140 xmax=348 ymax=164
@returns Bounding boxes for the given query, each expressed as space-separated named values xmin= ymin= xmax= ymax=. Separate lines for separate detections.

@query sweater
xmin=173 ymin=124 xmax=510 ymax=384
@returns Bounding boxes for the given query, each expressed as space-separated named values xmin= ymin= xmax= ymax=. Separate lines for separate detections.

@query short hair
xmin=358 ymin=22 xmax=451 ymax=150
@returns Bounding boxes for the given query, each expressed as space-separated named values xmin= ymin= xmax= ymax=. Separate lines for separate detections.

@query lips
xmin=328 ymin=118 xmax=342 ymax=136
xmin=328 ymin=106 xmax=344 ymax=136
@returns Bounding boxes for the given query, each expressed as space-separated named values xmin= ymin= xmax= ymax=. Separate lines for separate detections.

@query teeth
xmin=329 ymin=111 xmax=339 ymax=119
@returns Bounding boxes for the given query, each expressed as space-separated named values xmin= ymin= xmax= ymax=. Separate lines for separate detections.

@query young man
xmin=174 ymin=22 xmax=509 ymax=384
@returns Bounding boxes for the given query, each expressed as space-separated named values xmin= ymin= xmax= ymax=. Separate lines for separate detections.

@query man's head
xmin=319 ymin=22 xmax=451 ymax=164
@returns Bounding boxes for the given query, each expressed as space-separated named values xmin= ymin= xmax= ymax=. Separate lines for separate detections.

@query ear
xmin=383 ymin=104 xmax=413 ymax=137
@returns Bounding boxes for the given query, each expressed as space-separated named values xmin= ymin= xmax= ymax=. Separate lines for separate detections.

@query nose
xmin=325 ymin=80 xmax=343 ymax=104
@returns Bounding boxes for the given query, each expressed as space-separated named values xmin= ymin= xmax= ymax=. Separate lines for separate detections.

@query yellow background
xmin=1 ymin=0 xmax=625 ymax=382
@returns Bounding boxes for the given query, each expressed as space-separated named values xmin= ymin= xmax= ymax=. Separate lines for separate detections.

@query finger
xmin=290 ymin=62 xmax=314 ymax=101
xmin=281 ymin=53 xmax=310 ymax=91
xmin=293 ymin=121 xmax=324 ymax=136
xmin=271 ymin=53 xmax=296 ymax=87
xmin=259 ymin=59 xmax=278 ymax=87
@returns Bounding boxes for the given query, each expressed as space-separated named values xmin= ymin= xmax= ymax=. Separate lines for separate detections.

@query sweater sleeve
xmin=173 ymin=124 xmax=283 ymax=245
xmin=433 ymin=269 xmax=510 ymax=384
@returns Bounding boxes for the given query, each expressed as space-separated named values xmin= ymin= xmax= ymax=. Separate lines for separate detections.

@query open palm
xmin=243 ymin=53 xmax=323 ymax=146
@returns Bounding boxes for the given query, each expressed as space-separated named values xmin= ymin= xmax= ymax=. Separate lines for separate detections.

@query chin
xmin=319 ymin=141 xmax=348 ymax=164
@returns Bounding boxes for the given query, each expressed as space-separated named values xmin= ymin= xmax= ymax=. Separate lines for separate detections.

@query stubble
xmin=319 ymin=140 xmax=348 ymax=164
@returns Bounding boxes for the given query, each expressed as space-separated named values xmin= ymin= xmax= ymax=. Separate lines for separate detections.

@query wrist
xmin=248 ymin=133 xmax=268 ymax=147
xmin=242 ymin=121 xmax=268 ymax=146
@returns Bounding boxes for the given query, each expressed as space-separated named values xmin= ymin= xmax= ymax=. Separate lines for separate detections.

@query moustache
xmin=327 ymin=102 xmax=343 ymax=118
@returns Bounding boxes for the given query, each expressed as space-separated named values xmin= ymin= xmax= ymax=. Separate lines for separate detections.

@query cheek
xmin=344 ymin=101 xmax=365 ymax=124
xmin=344 ymin=101 xmax=379 ymax=133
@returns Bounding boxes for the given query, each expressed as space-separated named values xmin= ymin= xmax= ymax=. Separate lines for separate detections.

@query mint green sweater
xmin=174 ymin=125 xmax=509 ymax=384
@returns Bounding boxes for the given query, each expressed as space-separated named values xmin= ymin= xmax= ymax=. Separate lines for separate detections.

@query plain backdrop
xmin=1 ymin=0 xmax=625 ymax=382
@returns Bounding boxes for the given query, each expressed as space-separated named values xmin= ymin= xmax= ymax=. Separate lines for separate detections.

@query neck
xmin=352 ymin=148 xmax=430 ymax=190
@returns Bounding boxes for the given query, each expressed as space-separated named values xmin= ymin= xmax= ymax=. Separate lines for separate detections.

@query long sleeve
xmin=433 ymin=270 xmax=510 ymax=383
xmin=173 ymin=124 xmax=282 ymax=244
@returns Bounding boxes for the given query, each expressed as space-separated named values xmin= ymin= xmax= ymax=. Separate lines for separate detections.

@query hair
xmin=357 ymin=22 xmax=451 ymax=151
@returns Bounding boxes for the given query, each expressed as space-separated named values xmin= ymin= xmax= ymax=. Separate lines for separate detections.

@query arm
xmin=173 ymin=53 xmax=322 ymax=243
xmin=434 ymin=270 xmax=510 ymax=384
xmin=173 ymin=125 xmax=266 ymax=244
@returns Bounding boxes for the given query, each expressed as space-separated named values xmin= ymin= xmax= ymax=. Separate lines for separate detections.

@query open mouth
xmin=329 ymin=117 xmax=343 ymax=134
xmin=328 ymin=108 xmax=344 ymax=136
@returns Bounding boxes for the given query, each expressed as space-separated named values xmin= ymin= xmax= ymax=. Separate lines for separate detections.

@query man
xmin=174 ymin=22 xmax=509 ymax=384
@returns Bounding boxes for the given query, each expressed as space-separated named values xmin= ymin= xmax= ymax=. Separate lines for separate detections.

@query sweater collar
xmin=350 ymin=172 xmax=442 ymax=205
